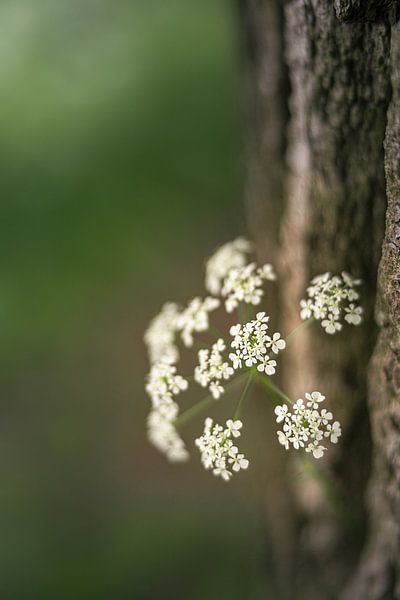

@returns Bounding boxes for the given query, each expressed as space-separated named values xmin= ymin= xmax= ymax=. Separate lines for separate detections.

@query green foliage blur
xmin=0 ymin=1 xmax=272 ymax=598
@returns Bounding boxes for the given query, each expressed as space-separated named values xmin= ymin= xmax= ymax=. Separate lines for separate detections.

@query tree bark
xmin=342 ymin=20 xmax=400 ymax=600
xmin=240 ymin=0 xmax=399 ymax=598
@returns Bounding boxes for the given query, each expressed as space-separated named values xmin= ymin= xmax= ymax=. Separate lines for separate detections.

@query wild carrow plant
xmin=144 ymin=238 xmax=363 ymax=481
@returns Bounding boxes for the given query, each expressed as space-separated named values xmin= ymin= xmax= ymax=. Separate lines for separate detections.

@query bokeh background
xmin=0 ymin=1 xmax=275 ymax=598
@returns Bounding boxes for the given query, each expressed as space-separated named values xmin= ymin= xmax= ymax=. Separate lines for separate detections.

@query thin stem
xmin=233 ymin=374 xmax=253 ymax=419
xmin=252 ymin=369 xmax=293 ymax=405
xmin=285 ymin=317 xmax=315 ymax=345
xmin=175 ymin=372 xmax=247 ymax=429
xmin=175 ymin=392 xmax=215 ymax=427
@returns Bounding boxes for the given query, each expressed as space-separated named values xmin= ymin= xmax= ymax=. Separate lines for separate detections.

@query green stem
xmin=175 ymin=372 xmax=247 ymax=428
xmin=252 ymin=369 xmax=293 ymax=405
xmin=175 ymin=392 xmax=215 ymax=427
xmin=233 ymin=374 xmax=253 ymax=419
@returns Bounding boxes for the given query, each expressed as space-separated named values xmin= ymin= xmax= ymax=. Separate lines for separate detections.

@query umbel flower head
xmin=145 ymin=361 xmax=188 ymax=411
xmin=145 ymin=361 xmax=189 ymax=461
xmin=194 ymin=338 xmax=234 ymax=399
xmin=275 ymin=391 xmax=342 ymax=459
xmin=205 ymin=237 xmax=252 ymax=295
xmin=144 ymin=302 xmax=180 ymax=365
xmin=195 ymin=417 xmax=249 ymax=481
xmin=300 ymin=271 xmax=363 ymax=334
xmin=221 ymin=262 xmax=276 ymax=313
xmin=229 ymin=312 xmax=285 ymax=375
xmin=175 ymin=296 xmax=220 ymax=347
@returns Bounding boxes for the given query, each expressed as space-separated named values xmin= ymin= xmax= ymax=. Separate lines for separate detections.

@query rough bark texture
xmin=342 ymin=21 xmax=400 ymax=600
xmin=240 ymin=0 xmax=399 ymax=598
xmin=282 ymin=3 xmax=390 ymax=597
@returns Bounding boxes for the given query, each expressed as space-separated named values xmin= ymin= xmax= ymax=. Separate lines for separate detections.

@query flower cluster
xmin=144 ymin=302 xmax=180 ymax=365
xmin=205 ymin=237 xmax=252 ymax=295
xmin=194 ymin=339 xmax=234 ymax=399
xmin=221 ymin=262 xmax=276 ymax=313
xmin=145 ymin=362 xmax=189 ymax=461
xmin=143 ymin=237 xmax=361 ymax=480
xmin=300 ymin=272 xmax=363 ymax=334
xmin=175 ymin=296 xmax=220 ymax=347
xmin=274 ymin=392 xmax=342 ymax=459
xmin=195 ymin=418 xmax=249 ymax=481
xmin=229 ymin=312 xmax=285 ymax=375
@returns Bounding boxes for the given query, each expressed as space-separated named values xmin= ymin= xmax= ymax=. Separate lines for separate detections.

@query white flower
xmin=266 ymin=332 xmax=286 ymax=354
xmin=344 ymin=303 xmax=363 ymax=325
xmin=194 ymin=338 xmax=234 ymax=399
xmin=321 ymin=314 xmax=343 ymax=334
xmin=257 ymin=355 xmax=277 ymax=375
xmin=225 ymin=419 xmax=243 ymax=437
xmin=305 ymin=440 xmax=326 ymax=460
xmin=300 ymin=272 xmax=363 ymax=334
xmin=205 ymin=237 xmax=253 ymax=295
xmin=275 ymin=391 xmax=341 ymax=459
xmin=341 ymin=271 xmax=362 ymax=287
xmin=274 ymin=404 xmax=289 ymax=423
xmin=221 ymin=262 xmax=276 ymax=313
xmin=144 ymin=302 xmax=180 ymax=364
xmin=277 ymin=430 xmax=290 ymax=450
xmin=230 ymin=448 xmax=249 ymax=472
xmin=229 ymin=312 xmax=284 ymax=374
xmin=300 ymin=299 xmax=313 ymax=320
xmin=305 ymin=391 xmax=325 ymax=409
xmin=176 ymin=296 xmax=220 ymax=347
xmin=195 ymin=418 xmax=249 ymax=481
xmin=327 ymin=420 xmax=342 ymax=443
xmin=258 ymin=263 xmax=277 ymax=281
xmin=146 ymin=361 xmax=188 ymax=408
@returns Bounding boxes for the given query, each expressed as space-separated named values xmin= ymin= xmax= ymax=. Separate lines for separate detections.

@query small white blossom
xmin=258 ymin=263 xmax=277 ymax=281
xmin=144 ymin=302 xmax=180 ymax=364
xmin=176 ymin=296 xmax=220 ymax=347
xmin=225 ymin=419 xmax=243 ymax=437
xmin=274 ymin=404 xmax=289 ymax=423
xmin=266 ymin=332 xmax=286 ymax=354
xmin=342 ymin=271 xmax=362 ymax=288
xmin=327 ymin=420 xmax=342 ymax=443
xmin=300 ymin=272 xmax=363 ymax=334
xmin=305 ymin=391 xmax=325 ymax=409
xmin=195 ymin=418 xmax=249 ymax=481
xmin=221 ymin=262 xmax=276 ymax=313
xmin=275 ymin=391 xmax=341 ymax=459
xmin=344 ymin=303 xmax=363 ymax=325
xmin=205 ymin=237 xmax=252 ymax=295
xmin=229 ymin=312 xmax=284 ymax=373
xmin=321 ymin=314 xmax=343 ymax=334
xmin=145 ymin=361 xmax=188 ymax=409
xmin=194 ymin=338 xmax=234 ymax=399
xmin=257 ymin=355 xmax=277 ymax=375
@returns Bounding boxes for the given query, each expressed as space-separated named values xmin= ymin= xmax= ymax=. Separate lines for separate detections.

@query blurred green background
xmin=0 ymin=1 xmax=273 ymax=598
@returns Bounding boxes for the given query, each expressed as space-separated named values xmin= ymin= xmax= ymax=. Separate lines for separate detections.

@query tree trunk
xmin=240 ymin=1 xmax=399 ymax=598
